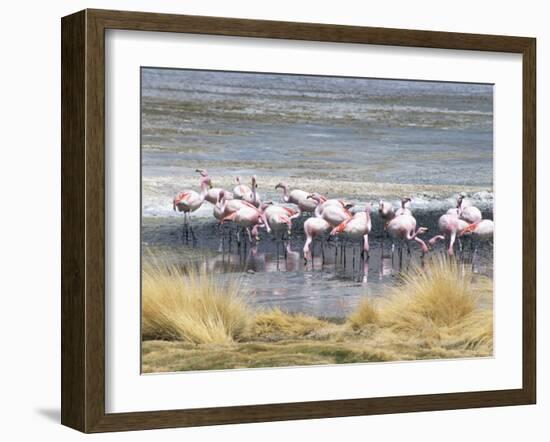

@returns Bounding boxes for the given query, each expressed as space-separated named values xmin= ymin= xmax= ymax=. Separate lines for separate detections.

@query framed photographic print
xmin=61 ymin=9 xmax=536 ymax=433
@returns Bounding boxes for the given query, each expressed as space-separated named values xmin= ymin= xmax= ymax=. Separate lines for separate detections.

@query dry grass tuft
xmin=253 ymin=308 xmax=329 ymax=340
xmin=380 ymin=257 xmax=478 ymax=331
xmin=347 ymin=256 xmax=493 ymax=352
xmin=348 ymin=298 xmax=380 ymax=330
xmin=142 ymin=259 xmax=252 ymax=344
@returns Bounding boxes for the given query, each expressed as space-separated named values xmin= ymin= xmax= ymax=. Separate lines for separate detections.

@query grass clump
xmin=348 ymin=298 xmax=380 ymax=330
xmin=381 ymin=257 xmax=478 ymax=331
xmin=253 ymin=308 xmax=330 ymax=340
xmin=142 ymin=259 xmax=252 ymax=344
xmin=347 ymin=256 xmax=493 ymax=353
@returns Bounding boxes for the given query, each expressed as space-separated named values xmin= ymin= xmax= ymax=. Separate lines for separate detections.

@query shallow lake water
xmin=143 ymin=209 xmax=493 ymax=318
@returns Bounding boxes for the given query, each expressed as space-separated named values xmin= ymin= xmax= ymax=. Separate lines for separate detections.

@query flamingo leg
xmin=413 ymin=237 xmax=429 ymax=255
xmin=183 ymin=213 xmax=190 ymax=241
xmin=428 ymin=234 xmax=445 ymax=248
xmin=448 ymin=231 xmax=457 ymax=256
xmin=471 ymin=244 xmax=478 ymax=272
xmin=343 ymin=239 xmax=347 ymax=268
xmin=361 ymin=234 xmax=370 ymax=260
xmin=188 ymin=217 xmax=196 ymax=242
xmin=303 ymin=237 xmax=312 ymax=264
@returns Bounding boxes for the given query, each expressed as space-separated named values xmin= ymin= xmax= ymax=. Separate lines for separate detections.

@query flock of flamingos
xmin=172 ymin=169 xmax=494 ymax=263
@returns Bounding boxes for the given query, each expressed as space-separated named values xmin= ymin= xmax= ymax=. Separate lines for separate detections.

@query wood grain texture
xmin=522 ymin=38 xmax=536 ymax=403
xmin=61 ymin=10 xmax=86 ymax=432
xmin=61 ymin=8 xmax=537 ymax=433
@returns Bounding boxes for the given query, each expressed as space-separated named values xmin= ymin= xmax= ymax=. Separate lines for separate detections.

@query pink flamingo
xmin=460 ymin=219 xmax=494 ymax=239
xmin=428 ymin=213 xmax=469 ymax=256
xmin=456 ymin=194 xmax=482 ymax=224
xmin=460 ymin=206 xmax=482 ymax=224
xmin=378 ymin=200 xmax=396 ymax=240
xmin=220 ymin=196 xmax=265 ymax=244
xmin=213 ymin=190 xmax=248 ymax=221
xmin=173 ymin=175 xmax=209 ymax=230
xmin=215 ymin=191 xmax=261 ymax=244
xmin=386 ymin=214 xmax=429 ymax=259
xmin=263 ymin=203 xmax=296 ymax=240
xmin=307 ymin=193 xmax=353 ymax=221
xmin=457 ymin=193 xmax=473 ymax=209
xmin=378 ymin=199 xmax=396 ymax=223
xmin=275 ymin=182 xmax=318 ymax=214
xmin=330 ymin=204 xmax=372 ymax=258
xmin=195 ymin=169 xmax=233 ymax=204
xmin=395 ymin=197 xmax=412 ymax=217
xmin=303 ymin=217 xmax=332 ymax=263
xmin=459 ymin=219 xmax=494 ymax=265
xmin=233 ymin=176 xmax=254 ymax=203
xmin=317 ymin=203 xmax=352 ymax=227
xmin=221 ymin=203 xmax=265 ymax=244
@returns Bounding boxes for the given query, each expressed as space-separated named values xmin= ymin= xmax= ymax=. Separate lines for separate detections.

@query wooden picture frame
xmin=61 ymin=8 xmax=536 ymax=433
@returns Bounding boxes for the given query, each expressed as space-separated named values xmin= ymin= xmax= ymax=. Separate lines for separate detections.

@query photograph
xmin=140 ymin=67 xmax=494 ymax=374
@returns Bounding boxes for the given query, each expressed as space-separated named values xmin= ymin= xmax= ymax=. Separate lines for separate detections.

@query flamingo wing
xmin=221 ymin=212 xmax=237 ymax=223
xmin=240 ymin=200 xmax=261 ymax=211
xmin=174 ymin=191 xmax=190 ymax=204
xmin=459 ymin=222 xmax=479 ymax=236
xmin=283 ymin=207 xmax=298 ymax=216
xmin=331 ymin=218 xmax=352 ymax=235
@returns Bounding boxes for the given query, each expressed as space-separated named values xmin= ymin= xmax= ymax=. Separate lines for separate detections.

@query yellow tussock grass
xmin=347 ymin=256 xmax=492 ymax=352
xmin=253 ymin=308 xmax=330 ymax=339
xmin=348 ymin=298 xmax=380 ymax=330
xmin=142 ymin=259 xmax=252 ymax=344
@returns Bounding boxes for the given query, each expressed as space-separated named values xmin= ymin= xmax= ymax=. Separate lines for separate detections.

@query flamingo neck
xmin=279 ymin=184 xmax=289 ymax=202
xmin=252 ymin=182 xmax=258 ymax=203
xmin=219 ymin=197 xmax=226 ymax=214
xmin=385 ymin=208 xmax=396 ymax=221
xmin=199 ymin=180 xmax=209 ymax=200
xmin=314 ymin=203 xmax=323 ymax=218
